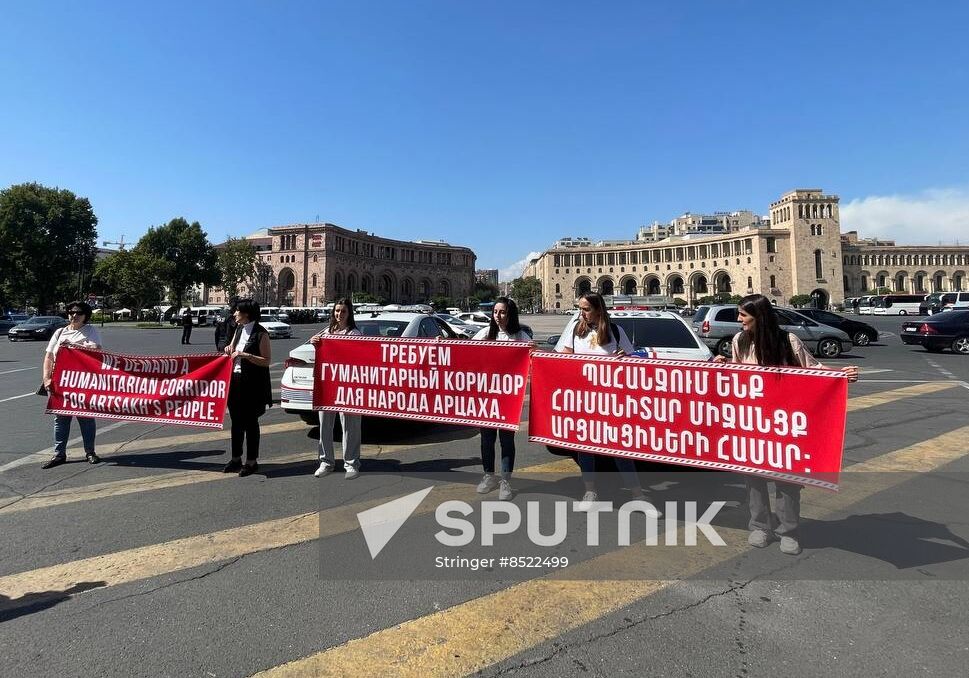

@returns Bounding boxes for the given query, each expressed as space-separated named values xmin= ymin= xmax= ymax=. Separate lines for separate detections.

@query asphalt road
xmin=0 ymin=314 xmax=967 ymax=677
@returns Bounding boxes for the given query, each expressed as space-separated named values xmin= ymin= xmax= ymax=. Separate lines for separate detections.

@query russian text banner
xmin=529 ymin=353 xmax=848 ymax=491
xmin=47 ymin=347 xmax=233 ymax=429
xmin=313 ymin=336 xmax=531 ymax=430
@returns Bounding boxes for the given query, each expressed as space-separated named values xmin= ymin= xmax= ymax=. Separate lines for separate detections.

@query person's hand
xmin=310 ymin=334 xmax=322 ymax=345
xmin=842 ymin=365 xmax=859 ymax=383
xmin=223 ymin=346 xmax=232 ymax=356
xmin=43 ymin=377 xmax=53 ymax=389
xmin=711 ymin=355 xmax=727 ymax=364
xmin=231 ymin=350 xmax=246 ymax=361
xmin=614 ymin=348 xmax=626 ymax=357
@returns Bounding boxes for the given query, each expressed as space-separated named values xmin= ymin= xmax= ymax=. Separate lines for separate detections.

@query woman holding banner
xmin=715 ymin=294 xmax=858 ymax=555
xmin=310 ymin=298 xmax=363 ymax=480
xmin=223 ymin=298 xmax=272 ymax=477
xmin=555 ymin=292 xmax=652 ymax=512
xmin=473 ymin=297 xmax=531 ymax=501
xmin=41 ymin=301 xmax=103 ymax=469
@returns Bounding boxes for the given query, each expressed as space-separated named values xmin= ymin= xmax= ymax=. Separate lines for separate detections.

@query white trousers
xmin=318 ymin=410 xmax=362 ymax=469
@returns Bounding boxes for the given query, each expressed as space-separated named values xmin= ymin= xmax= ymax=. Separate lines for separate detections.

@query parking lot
xmin=1 ymin=314 xmax=967 ymax=677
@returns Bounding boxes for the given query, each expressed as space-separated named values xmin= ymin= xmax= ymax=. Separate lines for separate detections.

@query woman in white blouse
xmin=310 ymin=298 xmax=364 ymax=479
xmin=473 ymin=297 xmax=532 ymax=500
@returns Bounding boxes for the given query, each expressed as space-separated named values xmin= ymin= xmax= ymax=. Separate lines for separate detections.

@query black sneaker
xmin=223 ymin=458 xmax=243 ymax=473
xmin=86 ymin=453 xmax=101 ymax=464
xmin=41 ymin=455 xmax=67 ymax=469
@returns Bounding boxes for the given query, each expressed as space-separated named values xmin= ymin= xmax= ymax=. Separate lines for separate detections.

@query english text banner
xmin=47 ymin=347 xmax=232 ymax=429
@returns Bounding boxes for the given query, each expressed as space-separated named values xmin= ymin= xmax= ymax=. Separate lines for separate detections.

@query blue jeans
xmin=576 ymin=453 xmax=641 ymax=491
xmin=53 ymin=415 xmax=96 ymax=457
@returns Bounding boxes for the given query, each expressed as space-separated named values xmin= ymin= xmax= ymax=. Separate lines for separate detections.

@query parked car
xmin=259 ymin=313 xmax=293 ymax=339
xmin=792 ymin=308 xmax=879 ymax=346
xmin=900 ymin=311 xmax=969 ymax=354
xmin=0 ymin=319 xmax=18 ymax=336
xmin=693 ymin=305 xmax=850 ymax=359
xmin=550 ymin=310 xmax=713 ymax=361
xmin=280 ymin=312 xmax=461 ymax=420
xmin=920 ymin=291 xmax=969 ymax=315
xmin=7 ymin=316 xmax=69 ymax=341
xmin=435 ymin=313 xmax=478 ymax=338
xmin=456 ymin=312 xmax=491 ymax=326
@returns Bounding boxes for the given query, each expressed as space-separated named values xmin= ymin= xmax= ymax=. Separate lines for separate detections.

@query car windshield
xmin=32 ymin=316 xmax=62 ymax=323
xmin=613 ymin=318 xmax=702 ymax=349
xmin=357 ymin=320 xmax=410 ymax=337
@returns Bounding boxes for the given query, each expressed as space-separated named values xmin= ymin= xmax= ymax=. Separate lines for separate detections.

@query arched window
xmin=814 ymin=249 xmax=823 ymax=280
xmin=747 ymin=276 xmax=752 ymax=290
xmin=555 ymin=283 xmax=560 ymax=293
xmin=311 ymin=274 xmax=317 ymax=287
xmin=770 ymin=275 xmax=776 ymax=288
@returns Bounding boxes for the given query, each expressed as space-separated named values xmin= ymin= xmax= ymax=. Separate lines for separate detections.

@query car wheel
xmin=952 ymin=336 xmax=969 ymax=355
xmin=817 ymin=338 xmax=842 ymax=359
xmin=898 ymin=310 xmax=907 ymax=316
xmin=852 ymin=331 xmax=872 ymax=346
xmin=716 ymin=338 xmax=732 ymax=358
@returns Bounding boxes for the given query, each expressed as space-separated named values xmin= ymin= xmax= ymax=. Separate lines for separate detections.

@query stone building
xmin=206 ymin=223 xmax=476 ymax=307
xmin=523 ymin=188 xmax=969 ymax=311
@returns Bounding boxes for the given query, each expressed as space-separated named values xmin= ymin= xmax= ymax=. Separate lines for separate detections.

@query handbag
xmin=36 ymin=383 xmax=49 ymax=396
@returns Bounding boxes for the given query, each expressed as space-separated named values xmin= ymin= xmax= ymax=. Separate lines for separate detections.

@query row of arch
xmin=849 ymin=270 xmax=967 ymax=294
xmin=560 ymin=272 xmax=736 ymax=299
xmin=275 ymin=267 xmax=458 ymax=304
xmin=845 ymin=253 xmax=969 ymax=267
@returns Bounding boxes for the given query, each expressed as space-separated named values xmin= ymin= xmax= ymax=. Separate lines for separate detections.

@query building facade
xmin=523 ymin=188 xmax=969 ymax=311
xmin=206 ymin=223 xmax=476 ymax=307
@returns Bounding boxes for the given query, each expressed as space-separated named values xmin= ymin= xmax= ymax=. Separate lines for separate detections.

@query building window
xmin=814 ymin=249 xmax=823 ymax=280
xmin=770 ymin=275 xmax=776 ymax=288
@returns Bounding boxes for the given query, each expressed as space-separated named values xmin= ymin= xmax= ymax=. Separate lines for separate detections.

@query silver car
xmin=693 ymin=304 xmax=850 ymax=359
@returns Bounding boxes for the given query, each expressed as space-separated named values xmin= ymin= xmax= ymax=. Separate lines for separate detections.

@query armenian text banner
xmin=313 ymin=336 xmax=531 ymax=430
xmin=528 ymin=353 xmax=849 ymax=491
xmin=47 ymin=347 xmax=232 ymax=429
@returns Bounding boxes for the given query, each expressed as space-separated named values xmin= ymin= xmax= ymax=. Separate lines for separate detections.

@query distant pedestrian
xmin=41 ymin=301 xmax=103 ymax=468
xmin=311 ymin=298 xmax=363 ymax=479
xmin=223 ymin=299 xmax=273 ymax=477
xmin=214 ymin=298 xmax=239 ymax=352
xmin=181 ymin=307 xmax=193 ymax=345
xmin=714 ymin=294 xmax=858 ymax=555
xmin=473 ymin=297 xmax=531 ymax=501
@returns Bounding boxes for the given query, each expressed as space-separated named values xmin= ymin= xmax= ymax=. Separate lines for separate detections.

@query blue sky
xmin=3 ymin=1 xmax=968 ymax=279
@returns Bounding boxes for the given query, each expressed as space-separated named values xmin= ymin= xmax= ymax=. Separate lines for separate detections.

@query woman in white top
xmin=556 ymin=293 xmax=647 ymax=510
xmin=310 ymin=298 xmax=364 ymax=479
xmin=41 ymin=301 xmax=103 ymax=468
xmin=714 ymin=294 xmax=858 ymax=555
xmin=473 ymin=297 xmax=532 ymax=500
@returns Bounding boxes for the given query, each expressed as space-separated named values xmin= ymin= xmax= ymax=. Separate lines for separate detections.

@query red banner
xmin=46 ymin=346 xmax=233 ymax=429
xmin=528 ymin=353 xmax=849 ymax=491
xmin=313 ymin=336 xmax=531 ymax=430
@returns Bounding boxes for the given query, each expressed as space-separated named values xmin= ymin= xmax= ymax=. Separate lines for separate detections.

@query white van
xmin=172 ymin=306 xmax=225 ymax=326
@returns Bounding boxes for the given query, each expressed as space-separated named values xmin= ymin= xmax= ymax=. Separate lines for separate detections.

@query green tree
xmin=673 ymin=297 xmax=687 ymax=307
xmin=252 ymin=260 xmax=276 ymax=305
xmin=0 ymin=182 xmax=98 ymax=312
xmin=93 ymin=250 xmax=165 ymax=316
xmin=136 ymin=217 xmax=218 ymax=311
xmin=473 ymin=280 xmax=499 ymax=304
xmin=216 ymin=237 xmax=257 ymax=300
xmin=789 ymin=294 xmax=813 ymax=308
xmin=510 ymin=276 xmax=542 ymax=312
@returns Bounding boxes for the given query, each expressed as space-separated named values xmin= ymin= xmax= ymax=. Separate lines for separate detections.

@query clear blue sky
xmin=3 ymin=1 xmax=968 ymax=278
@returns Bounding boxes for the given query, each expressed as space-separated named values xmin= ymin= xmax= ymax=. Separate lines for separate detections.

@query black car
xmin=900 ymin=311 xmax=969 ymax=354
xmin=7 ymin=316 xmax=68 ymax=341
xmin=795 ymin=309 xmax=879 ymax=346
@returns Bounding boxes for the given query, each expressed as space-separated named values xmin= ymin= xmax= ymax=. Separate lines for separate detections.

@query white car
xmin=280 ymin=312 xmax=461 ymax=420
xmin=259 ymin=313 xmax=293 ymax=339
xmin=549 ymin=310 xmax=713 ymax=361
xmin=456 ymin=312 xmax=491 ymax=326
xmin=435 ymin=313 xmax=478 ymax=338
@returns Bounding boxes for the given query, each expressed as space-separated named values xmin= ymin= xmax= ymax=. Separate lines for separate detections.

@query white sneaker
xmin=498 ymin=479 xmax=513 ymax=501
xmin=477 ymin=473 xmax=499 ymax=494
xmin=628 ymin=493 xmax=663 ymax=518
xmin=575 ymin=491 xmax=599 ymax=512
xmin=313 ymin=462 xmax=333 ymax=478
xmin=779 ymin=536 xmax=801 ymax=555
xmin=748 ymin=529 xmax=772 ymax=548
xmin=344 ymin=466 xmax=360 ymax=480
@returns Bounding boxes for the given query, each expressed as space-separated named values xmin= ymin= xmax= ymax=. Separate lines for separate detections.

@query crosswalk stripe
xmin=846 ymin=381 xmax=957 ymax=412
xmin=0 ymin=459 xmax=576 ymax=602
xmin=253 ymin=424 xmax=969 ymax=677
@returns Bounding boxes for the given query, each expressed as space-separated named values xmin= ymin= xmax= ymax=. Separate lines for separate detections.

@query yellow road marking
xmin=847 ymin=381 xmax=958 ymax=412
xmin=253 ymin=427 xmax=969 ymax=678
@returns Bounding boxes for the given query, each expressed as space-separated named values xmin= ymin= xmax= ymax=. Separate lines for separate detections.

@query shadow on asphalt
xmin=0 ymin=581 xmax=107 ymax=622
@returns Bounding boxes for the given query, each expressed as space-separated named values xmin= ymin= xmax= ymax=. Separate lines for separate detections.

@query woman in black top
xmin=222 ymin=298 xmax=272 ymax=477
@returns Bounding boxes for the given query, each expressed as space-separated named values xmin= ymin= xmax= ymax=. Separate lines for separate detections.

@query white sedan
xmin=549 ymin=310 xmax=713 ymax=361
xmin=259 ymin=313 xmax=293 ymax=339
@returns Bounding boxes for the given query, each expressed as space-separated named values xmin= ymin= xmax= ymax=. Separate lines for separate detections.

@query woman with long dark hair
xmin=555 ymin=292 xmax=650 ymax=511
xmin=716 ymin=294 xmax=858 ymax=555
xmin=472 ymin=297 xmax=531 ymax=500
xmin=223 ymin=298 xmax=272 ymax=477
xmin=310 ymin=298 xmax=364 ymax=479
